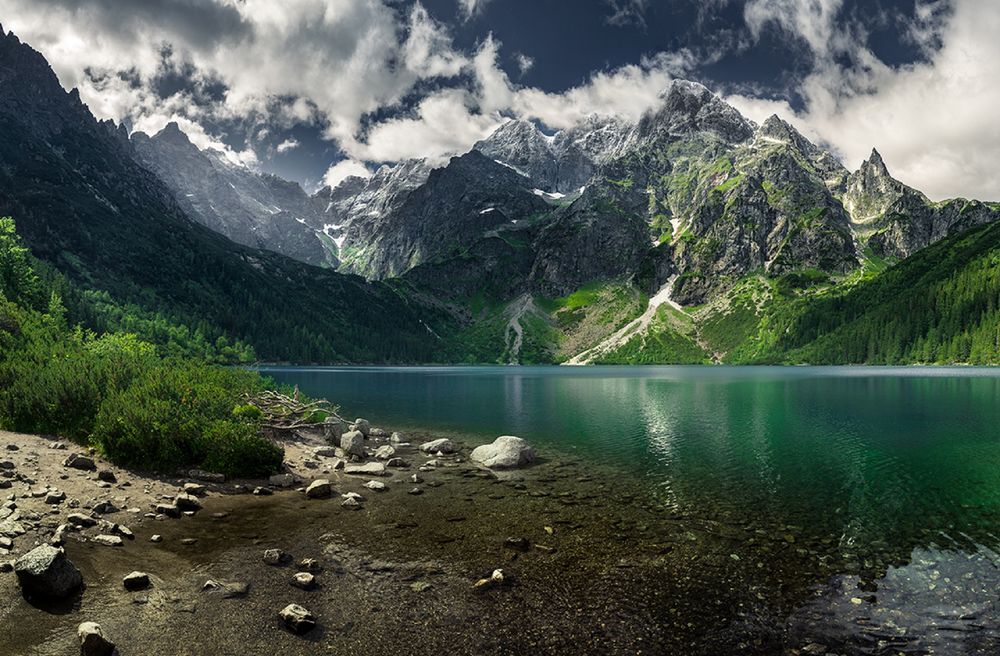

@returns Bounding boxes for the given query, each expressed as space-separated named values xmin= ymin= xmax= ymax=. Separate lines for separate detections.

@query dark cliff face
xmin=0 ymin=27 xmax=454 ymax=363
xmin=131 ymin=123 xmax=335 ymax=268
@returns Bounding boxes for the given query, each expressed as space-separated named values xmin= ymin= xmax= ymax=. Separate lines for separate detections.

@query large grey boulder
xmin=351 ymin=418 xmax=371 ymax=437
xmin=14 ymin=545 xmax=83 ymax=598
xmin=78 ymin=622 xmax=115 ymax=656
xmin=419 ymin=438 xmax=455 ymax=454
xmin=340 ymin=431 xmax=366 ymax=458
xmin=470 ymin=436 xmax=536 ymax=469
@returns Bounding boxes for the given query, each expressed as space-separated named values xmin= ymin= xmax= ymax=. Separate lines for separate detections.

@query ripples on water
xmin=261 ymin=365 xmax=1000 ymax=653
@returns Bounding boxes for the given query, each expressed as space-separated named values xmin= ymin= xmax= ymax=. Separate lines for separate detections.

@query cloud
xmin=605 ymin=0 xmax=650 ymax=28
xmin=514 ymin=53 xmax=534 ymax=76
xmin=458 ymin=0 xmax=491 ymax=20
xmin=322 ymin=159 xmax=372 ymax=189
xmin=733 ymin=0 xmax=1000 ymax=201
xmin=276 ymin=138 xmax=300 ymax=154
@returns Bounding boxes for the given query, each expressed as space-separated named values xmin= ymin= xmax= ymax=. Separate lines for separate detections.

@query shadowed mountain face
xmin=131 ymin=123 xmax=335 ymax=268
xmin=0 ymin=27 xmax=453 ymax=363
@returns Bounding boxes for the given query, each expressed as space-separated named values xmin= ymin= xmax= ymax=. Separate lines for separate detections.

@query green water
xmin=265 ymin=366 xmax=1000 ymax=650
xmin=261 ymin=365 xmax=1000 ymax=549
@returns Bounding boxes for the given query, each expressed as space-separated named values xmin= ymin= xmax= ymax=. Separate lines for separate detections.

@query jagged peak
xmin=661 ymin=79 xmax=713 ymax=102
xmin=152 ymin=121 xmax=195 ymax=148
xmin=860 ymin=147 xmax=891 ymax=177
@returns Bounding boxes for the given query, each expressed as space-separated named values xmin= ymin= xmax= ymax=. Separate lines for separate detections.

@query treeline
xmin=762 ymin=221 xmax=1000 ymax=364
xmin=0 ymin=217 xmax=282 ymax=477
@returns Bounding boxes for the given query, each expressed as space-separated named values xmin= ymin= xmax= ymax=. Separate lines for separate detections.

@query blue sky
xmin=1 ymin=0 xmax=997 ymax=201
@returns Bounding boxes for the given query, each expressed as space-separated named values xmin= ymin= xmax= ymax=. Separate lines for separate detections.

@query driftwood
xmin=244 ymin=388 xmax=344 ymax=435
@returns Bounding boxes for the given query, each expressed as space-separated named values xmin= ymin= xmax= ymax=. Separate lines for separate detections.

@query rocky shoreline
xmin=0 ymin=421 xmax=848 ymax=655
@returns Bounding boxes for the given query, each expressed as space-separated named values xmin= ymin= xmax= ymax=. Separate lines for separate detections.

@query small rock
xmin=180 ymin=538 xmax=197 ymax=545
xmin=419 ymin=438 xmax=455 ymax=454
xmin=253 ymin=486 xmax=273 ymax=496
xmin=202 ymin=579 xmax=250 ymax=598
xmin=351 ymin=418 xmax=371 ymax=437
xmin=299 ymin=558 xmax=321 ymax=572
xmin=155 ymin=504 xmax=180 ymax=518
xmin=363 ymin=480 xmax=387 ymax=492
xmin=504 ymin=537 xmax=530 ymax=552
xmin=385 ymin=457 xmax=409 ymax=468
xmin=187 ymin=469 xmax=225 ymax=483
xmin=44 ymin=490 xmax=66 ymax=505
xmin=92 ymin=535 xmax=124 ymax=547
xmin=341 ymin=497 xmax=362 ymax=509
xmin=472 ymin=568 xmax=504 ymax=591
xmin=263 ymin=549 xmax=286 ymax=566
xmin=313 ymin=446 xmax=338 ymax=458
xmin=0 ymin=537 xmax=11 ymax=549
xmin=174 ymin=493 xmax=202 ymax=511
xmin=342 ymin=492 xmax=364 ymax=502
xmin=280 ymin=603 xmax=316 ymax=634
xmin=390 ymin=432 xmax=407 ymax=444
xmin=182 ymin=482 xmax=206 ymax=497
xmin=305 ymin=480 xmax=333 ymax=499
xmin=97 ymin=470 xmax=117 ymax=483
xmin=93 ymin=500 xmax=119 ymax=515
xmin=410 ymin=581 xmax=433 ymax=592
xmin=374 ymin=445 xmax=396 ymax=460
xmin=150 ymin=535 xmax=162 ymax=543
xmin=343 ymin=462 xmax=385 ymax=477
xmin=268 ymin=473 xmax=298 ymax=488
xmin=123 ymin=571 xmax=151 ymax=591
xmin=4 ymin=444 xmax=17 ymax=451
xmin=410 ymin=474 xmax=424 ymax=484
xmin=63 ymin=453 xmax=97 ymax=471
xmin=0 ymin=561 xmax=12 ymax=573
xmin=408 ymin=487 xmax=424 ymax=496
xmin=291 ymin=572 xmax=316 ymax=590
xmin=78 ymin=622 xmax=115 ymax=656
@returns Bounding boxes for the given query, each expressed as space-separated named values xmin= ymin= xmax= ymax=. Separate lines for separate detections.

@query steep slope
xmin=339 ymin=151 xmax=551 ymax=280
xmin=0 ymin=27 xmax=450 ymax=363
xmin=131 ymin=124 xmax=334 ymax=267
xmin=843 ymin=149 xmax=1000 ymax=259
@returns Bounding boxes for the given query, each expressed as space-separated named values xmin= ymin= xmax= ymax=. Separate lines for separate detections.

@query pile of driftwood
xmin=244 ymin=387 xmax=344 ymax=437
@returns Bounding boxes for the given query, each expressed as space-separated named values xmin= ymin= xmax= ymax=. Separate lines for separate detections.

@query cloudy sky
xmin=0 ymin=0 xmax=997 ymax=201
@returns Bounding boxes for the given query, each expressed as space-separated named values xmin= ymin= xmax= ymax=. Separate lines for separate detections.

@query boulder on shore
xmin=323 ymin=417 xmax=348 ymax=443
xmin=78 ymin=622 xmax=115 ymax=656
xmin=340 ymin=431 xmax=365 ymax=458
xmin=419 ymin=438 xmax=455 ymax=454
xmin=123 ymin=571 xmax=151 ymax=591
xmin=14 ymin=545 xmax=83 ymax=599
xmin=470 ymin=436 xmax=536 ymax=469
xmin=305 ymin=480 xmax=332 ymax=499
xmin=351 ymin=418 xmax=371 ymax=437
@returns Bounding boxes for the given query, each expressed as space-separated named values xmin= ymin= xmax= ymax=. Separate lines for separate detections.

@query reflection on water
xmin=260 ymin=365 xmax=1000 ymax=652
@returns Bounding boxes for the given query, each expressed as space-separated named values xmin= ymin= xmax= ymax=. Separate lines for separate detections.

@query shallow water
xmin=259 ymin=364 xmax=1000 ymax=653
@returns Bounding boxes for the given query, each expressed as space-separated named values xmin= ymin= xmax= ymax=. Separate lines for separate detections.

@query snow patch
xmin=494 ymin=159 xmax=531 ymax=178
xmin=533 ymin=189 xmax=565 ymax=199
xmin=480 ymin=207 xmax=496 ymax=214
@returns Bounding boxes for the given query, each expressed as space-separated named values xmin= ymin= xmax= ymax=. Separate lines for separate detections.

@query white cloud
xmin=322 ymin=159 xmax=372 ymax=188
xmin=458 ymin=0 xmax=491 ymax=20
xmin=276 ymin=138 xmax=300 ymax=154
xmin=514 ymin=53 xmax=534 ymax=76
xmin=605 ymin=0 xmax=650 ymax=28
xmin=735 ymin=0 xmax=1000 ymax=201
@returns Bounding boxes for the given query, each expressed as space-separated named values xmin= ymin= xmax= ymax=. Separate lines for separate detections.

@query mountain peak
xmin=153 ymin=121 xmax=195 ymax=148
xmin=862 ymin=148 xmax=890 ymax=177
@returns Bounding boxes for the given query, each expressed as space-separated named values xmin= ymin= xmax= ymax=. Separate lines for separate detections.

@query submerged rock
xmin=470 ymin=436 xmax=536 ymax=469
xmin=419 ymin=438 xmax=455 ymax=454
xmin=14 ymin=545 xmax=83 ymax=599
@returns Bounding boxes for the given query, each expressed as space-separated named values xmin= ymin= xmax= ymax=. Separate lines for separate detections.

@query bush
xmin=91 ymin=363 xmax=279 ymax=475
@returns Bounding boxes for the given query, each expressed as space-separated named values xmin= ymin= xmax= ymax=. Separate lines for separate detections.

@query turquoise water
xmin=260 ymin=365 xmax=1000 ymax=650
xmin=260 ymin=365 xmax=1000 ymax=547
